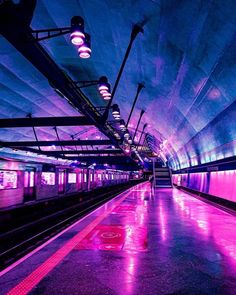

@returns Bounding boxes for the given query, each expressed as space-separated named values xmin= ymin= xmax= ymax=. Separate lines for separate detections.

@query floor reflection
xmin=172 ymin=189 xmax=236 ymax=271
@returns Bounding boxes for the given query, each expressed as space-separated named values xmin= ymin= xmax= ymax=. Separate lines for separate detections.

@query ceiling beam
xmin=0 ymin=4 xmax=113 ymax=139
xmin=0 ymin=2 xmax=139 ymax=166
xmin=63 ymin=156 xmax=135 ymax=165
xmin=46 ymin=149 xmax=122 ymax=155
xmin=0 ymin=116 xmax=93 ymax=128
xmin=0 ymin=140 xmax=113 ymax=147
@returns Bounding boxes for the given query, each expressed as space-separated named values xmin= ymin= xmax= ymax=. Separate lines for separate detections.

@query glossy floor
xmin=0 ymin=183 xmax=236 ymax=294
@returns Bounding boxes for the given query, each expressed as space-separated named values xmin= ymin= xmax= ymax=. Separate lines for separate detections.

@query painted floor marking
xmin=6 ymin=189 xmax=132 ymax=295
xmin=75 ymin=224 xmax=147 ymax=252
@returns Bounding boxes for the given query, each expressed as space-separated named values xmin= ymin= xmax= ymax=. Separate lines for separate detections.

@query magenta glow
xmin=78 ymin=46 xmax=91 ymax=59
xmin=70 ymin=31 xmax=85 ymax=46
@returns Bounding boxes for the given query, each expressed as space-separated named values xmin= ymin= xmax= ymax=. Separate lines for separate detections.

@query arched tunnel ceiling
xmin=0 ymin=0 xmax=236 ymax=169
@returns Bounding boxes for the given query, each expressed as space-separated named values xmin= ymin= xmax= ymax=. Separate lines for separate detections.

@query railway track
xmin=0 ymin=180 xmax=144 ymax=270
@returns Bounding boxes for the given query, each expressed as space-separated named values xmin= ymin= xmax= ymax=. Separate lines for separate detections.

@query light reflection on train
xmin=0 ymin=159 xmax=138 ymax=209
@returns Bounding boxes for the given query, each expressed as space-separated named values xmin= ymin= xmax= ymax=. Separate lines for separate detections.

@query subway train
xmin=0 ymin=159 xmax=134 ymax=209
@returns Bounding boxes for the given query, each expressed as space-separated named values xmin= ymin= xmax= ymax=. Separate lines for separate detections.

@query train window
xmin=84 ymin=173 xmax=87 ymax=182
xmin=24 ymin=171 xmax=29 ymax=188
xmin=79 ymin=172 xmax=82 ymax=183
xmin=111 ymin=174 xmax=114 ymax=180
xmin=0 ymin=170 xmax=17 ymax=189
xmin=68 ymin=173 xmax=76 ymax=183
xmin=41 ymin=172 xmax=55 ymax=185
xmin=24 ymin=171 xmax=34 ymax=188
xmin=90 ymin=173 xmax=93 ymax=181
xmin=29 ymin=171 xmax=34 ymax=187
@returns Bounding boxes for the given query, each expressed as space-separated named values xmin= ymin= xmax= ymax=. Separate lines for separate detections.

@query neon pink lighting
xmin=70 ymin=31 xmax=85 ymax=45
xmin=102 ymin=92 xmax=111 ymax=98
xmin=100 ymin=90 xmax=109 ymax=96
xmin=78 ymin=46 xmax=91 ymax=58
xmin=209 ymin=170 xmax=236 ymax=202
xmin=98 ymin=85 xmax=109 ymax=92
xmin=103 ymin=95 xmax=111 ymax=100
xmin=173 ymin=169 xmax=236 ymax=202
xmin=208 ymin=87 xmax=221 ymax=99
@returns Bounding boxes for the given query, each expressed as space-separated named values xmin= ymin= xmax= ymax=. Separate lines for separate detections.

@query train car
xmin=0 ymin=159 xmax=133 ymax=209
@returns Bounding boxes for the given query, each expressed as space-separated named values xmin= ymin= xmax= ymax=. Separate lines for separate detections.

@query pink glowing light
xmin=78 ymin=46 xmax=91 ymax=58
xmin=101 ymin=91 xmax=111 ymax=96
xmin=103 ymin=95 xmax=111 ymax=100
xmin=159 ymin=200 xmax=167 ymax=241
xmin=208 ymin=88 xmax=221 ymax=99
xmin=209 ymin=170 xmax=236 ymax=202
xmin=70 ymin=31 xmax=85 ymax=46
xmin=98 ymin=85 xmax=109 ymax=92
xmin=175 ymin=170 xmax=236 ymax=203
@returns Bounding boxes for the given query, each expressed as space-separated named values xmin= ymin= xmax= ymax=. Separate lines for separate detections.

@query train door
xmin=24 ymin=168 xmax=36 ymax=202
xmin=78 ymin=171 xmax=82 ymax=191
xmin=97 ymin=171 xmax=102 ymax=187
xmin=58 ymin=170 xmax=66 ymax=194
xmin=90 ymin=169 xmax=94 ymax=189
xmin=83 ymin=169 xmax=88 ymax=191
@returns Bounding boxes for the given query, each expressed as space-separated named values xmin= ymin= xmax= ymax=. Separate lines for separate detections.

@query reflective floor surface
xmin=0 ymin=182 xmax=236 ymax=295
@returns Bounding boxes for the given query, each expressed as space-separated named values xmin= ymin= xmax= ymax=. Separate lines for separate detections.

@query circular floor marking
xmin=101 ymin=232 xmax=121 ymax=239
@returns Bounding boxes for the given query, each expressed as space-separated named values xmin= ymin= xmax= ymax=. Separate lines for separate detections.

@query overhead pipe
xmin=53 ymin=127 xmax=64 ymax=156
xmin=133 ymin=109 xmax=145 ymax=141
xmin=0 ymin=139 xmax=112 ymax=147
xmin=138 ymin=123 xmax=147 ymax=146
xmin=102 ymin=24 xmax=144 ymax=121
xmin=27 ymin=114 xmax=41 ymax=151
xmin=0 ymin=116 xmax=93 ymax=128
xmin=126 ymin=83 xmax=145 ymax=127
xmin=71 ymin=135 xmax=78 ymax=151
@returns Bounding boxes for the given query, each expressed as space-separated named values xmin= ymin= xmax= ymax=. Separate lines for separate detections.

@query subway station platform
xmin=0 ymin=182 xmax=236 ymax=295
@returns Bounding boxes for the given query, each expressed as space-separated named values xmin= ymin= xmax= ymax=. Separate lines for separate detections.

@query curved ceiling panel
xmin=0 ymin=0 xmax=236 ymax=169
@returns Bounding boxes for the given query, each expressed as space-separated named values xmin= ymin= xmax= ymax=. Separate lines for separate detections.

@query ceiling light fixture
xmin=98 ymin=76 xmax=112 ymax=100
xmin=119 ymin=119 xmax=126 ymax=130
xmin=32 ymin=16 xmax=91 ymax=59
xmin=128 ymin=138 xmax=132 ymax=144
xmin=70 ymin=16 xmax=85 ymax=46
xmin=124 ymin=130 xmax=129 ymax=139
xmin=112 ymin=104 xmax=120 ymax=116
xmin=78 ymin=33 xmax=91 ymax=58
